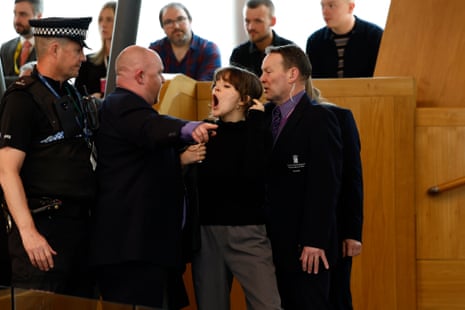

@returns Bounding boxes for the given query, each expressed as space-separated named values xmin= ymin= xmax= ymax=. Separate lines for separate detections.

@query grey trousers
xmin=192 ymin=225 xmax=282 ymax=310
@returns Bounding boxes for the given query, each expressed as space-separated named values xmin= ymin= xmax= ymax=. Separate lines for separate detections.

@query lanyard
xmin=37 ymin=72 xmax=83 ymax=106
xmin=13 ymin=41 xmax=22 ymax=75
xmin=37 ymin=72 xmax=61 ymax=98
xmin=37 ymin=73 xmax=89 ymax=140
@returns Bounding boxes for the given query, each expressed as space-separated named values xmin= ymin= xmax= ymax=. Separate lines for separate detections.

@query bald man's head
xmin=114 ymin=45 xmax=165 ymax=105
xmin=116 ymin=45 xmax=162 ymax=76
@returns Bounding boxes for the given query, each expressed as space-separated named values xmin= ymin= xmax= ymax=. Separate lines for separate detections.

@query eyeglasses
xmin=162 ymin=16 xmax=188 ymax=28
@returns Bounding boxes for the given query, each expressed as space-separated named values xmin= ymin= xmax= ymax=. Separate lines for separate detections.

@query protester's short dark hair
xmin=212 ymin=66 xmax=263 ymax=104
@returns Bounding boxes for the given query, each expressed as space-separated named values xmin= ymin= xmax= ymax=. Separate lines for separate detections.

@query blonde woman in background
xmin=75 ymin=1 xmax=116 ymax=98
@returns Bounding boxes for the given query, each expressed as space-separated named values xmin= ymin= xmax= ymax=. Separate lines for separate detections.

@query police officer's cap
xmin=29 ymin=17 xmax=92 ymax=48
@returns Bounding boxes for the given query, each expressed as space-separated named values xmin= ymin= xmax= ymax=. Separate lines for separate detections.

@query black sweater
xmin=306 ymin=16 xmax=383 ymax=78
xmin=196 ymin=110 xmax=272 ymax=225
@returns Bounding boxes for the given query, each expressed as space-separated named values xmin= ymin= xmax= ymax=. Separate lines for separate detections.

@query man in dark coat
xmin=321 ymin=102 xmax=363 ymax=310
xmin=261 ymin=44 xmax=343 ymax=309
xmin=306 ymin=0 xmax=383 ymax=78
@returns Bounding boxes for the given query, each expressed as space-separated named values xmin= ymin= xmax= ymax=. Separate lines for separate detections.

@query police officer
xmin=0 ymin=17 xmax=97 ymax=298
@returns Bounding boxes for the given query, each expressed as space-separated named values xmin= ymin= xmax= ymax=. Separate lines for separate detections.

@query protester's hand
xmin=300 ymin=246 xmax=329 ymax=274
xmin=180 ymin=143 xmax=206 ymax=165
xmin=20 ymin=228 xmax=57 ymax=271
xmin=192 ymin=123 xmax=218 ymax=144
xmin=248 ymin=98 xmax=264 ymax=112
xmin=342 ymin=239 xmax=362 ymax=257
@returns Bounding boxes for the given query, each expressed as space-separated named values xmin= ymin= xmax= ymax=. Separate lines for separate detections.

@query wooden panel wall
xmin=374 ymin=0 xmax=465 ymax=108
xmin=314 ymin=78 xmax=416 ymax=310
xmin=374 ymin=0 xmax=465 ymax=308
xmin=416 ymin=108 xmax=465 ymax=309
xmin=158 ymin=77 xmax=417 ymax=310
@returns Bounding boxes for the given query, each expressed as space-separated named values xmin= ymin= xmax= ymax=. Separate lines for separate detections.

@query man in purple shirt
xmin=149 ymin=2 xmax=221 ymax=81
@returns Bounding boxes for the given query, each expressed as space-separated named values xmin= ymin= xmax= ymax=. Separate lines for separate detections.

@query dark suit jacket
xmin=322 ymin=103 xmax=363 ymax=244
xmin=265 ymin=93 xmax=343 ymax=272
xmin=0 ymin=37 xmax=37 ymax=87
xmin=90 ymin=87 xmax=188 ymax=268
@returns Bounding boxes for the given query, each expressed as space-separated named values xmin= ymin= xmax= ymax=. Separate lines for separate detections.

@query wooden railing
xmin=427 ymin=176 xmax=465 ymax=195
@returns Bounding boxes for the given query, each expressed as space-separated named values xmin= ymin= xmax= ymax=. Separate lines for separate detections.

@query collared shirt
xmin=229 ymin=30 xmax=294 ymax=76
xmin=2 ymin=36 xmax=35 ymax=78
xmin=274 ymin=90 xmax=306 ymax=139
xmin=20 ymin=36 xmax=35 ymax=49
xmin=148 ymin=32 xmax=221 ymax=81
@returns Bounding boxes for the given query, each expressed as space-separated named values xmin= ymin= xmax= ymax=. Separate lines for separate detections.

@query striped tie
xmin=271 ymin=106 xmax=282 ymax=139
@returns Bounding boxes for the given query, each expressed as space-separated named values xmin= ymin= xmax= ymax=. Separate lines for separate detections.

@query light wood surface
xmin=416 ymin=108 xmax=465 ymax=260
xmin=156 ymin=74 xmax=198 ymax=121
xmin=374 ymin=1 xmax=465 ymax=108
xmin=315 ymin=78 xmax=417 ymax=310
xmin=416 ymin=108 xmax=465 ymax=309
xmin=417 ymin=260 xmax=465 ymax=309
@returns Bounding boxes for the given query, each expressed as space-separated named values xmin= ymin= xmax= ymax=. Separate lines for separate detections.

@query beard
xmin=15 ymin=24 xmax=32 ymax=36
xmin=250 ymin=33 xmax=269 ymax=45
xmin=170 ymin=30 xmax=190 ymax=47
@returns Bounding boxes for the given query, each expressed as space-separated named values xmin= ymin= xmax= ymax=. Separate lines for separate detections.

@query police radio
xmin=81 ymin=86 xmax=100 ymax=131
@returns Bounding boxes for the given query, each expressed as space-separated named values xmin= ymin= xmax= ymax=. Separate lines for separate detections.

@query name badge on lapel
xmin=287 ymin=154 xmax=306 ymax=173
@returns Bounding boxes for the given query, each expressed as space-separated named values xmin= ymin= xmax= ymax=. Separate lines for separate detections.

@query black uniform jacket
xmin=265 ymin=94 xmax=343 ymax=272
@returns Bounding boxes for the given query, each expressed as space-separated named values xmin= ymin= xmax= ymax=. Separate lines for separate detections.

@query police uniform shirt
xmin=0 ymin=73 xmax=81 ymax=151
xmin=0 ymin=73 xmax=96 ymax=200
xmin=0 ymin=79 xmax=48 ymax=152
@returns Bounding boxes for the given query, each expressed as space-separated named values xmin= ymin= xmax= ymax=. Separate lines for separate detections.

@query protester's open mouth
xmin=212 ymin=95 xmax=219 ymax=108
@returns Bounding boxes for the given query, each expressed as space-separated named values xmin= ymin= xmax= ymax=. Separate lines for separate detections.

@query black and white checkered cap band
xmin=33 ymin=26 xmax=87 ymax=39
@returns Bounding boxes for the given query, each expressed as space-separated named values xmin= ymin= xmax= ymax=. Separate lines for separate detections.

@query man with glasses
xmin=149 ymin=2 xmax=221 ymax=81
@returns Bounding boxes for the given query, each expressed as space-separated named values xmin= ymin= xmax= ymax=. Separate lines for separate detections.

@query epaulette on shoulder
xmin=9 ymin=76 xmax=36 ymax=90
xmin=2 ymin=76 xmax=37 ymax=100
